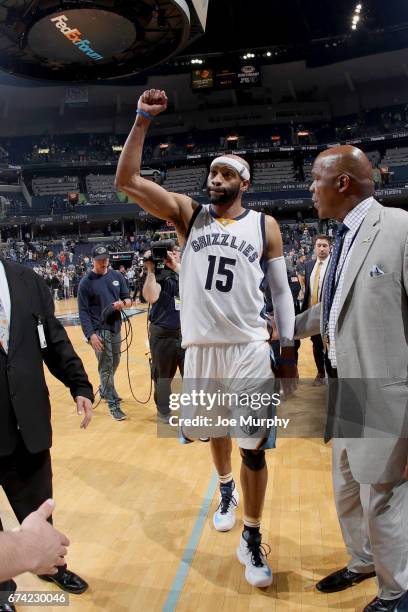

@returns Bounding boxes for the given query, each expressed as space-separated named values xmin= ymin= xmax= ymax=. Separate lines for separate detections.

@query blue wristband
xmin=136 ymin=109 xmax=154 ymax=121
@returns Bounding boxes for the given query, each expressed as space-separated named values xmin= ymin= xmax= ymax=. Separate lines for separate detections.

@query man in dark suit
xmin=0 ymin=257 xmax=94 ymax=612
xmin=300 ymin=235 xmax=331 ymax=385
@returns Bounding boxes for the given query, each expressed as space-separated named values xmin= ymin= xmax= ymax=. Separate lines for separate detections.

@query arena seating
xmin=382 ymin=147 xmax=408 ymax=166
xmin=252 ymin=159 xmax=297 ymax=187
xmin=162 ymin=166 xmax=207 ymax=193
xmin=366 ymin=150 xmax=381 ymax=166
xmin=86 ymin=174 xmax=117 ymax=201
xmin=32 ymin=176 xmax=79 ymax=196
xmin=302 ymin=158 xmax=313 ymax=183
xmin=380 ymin=147 xmax=408 ymax=182
xmin=302 ymin=150 xmax=381 ymax=185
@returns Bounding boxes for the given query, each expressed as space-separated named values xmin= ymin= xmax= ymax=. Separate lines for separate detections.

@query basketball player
xmin=115 ymin=89 xmax=297 ymax=587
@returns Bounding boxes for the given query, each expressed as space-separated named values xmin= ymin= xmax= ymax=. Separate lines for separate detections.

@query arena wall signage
xmin=182 ymin=131 xmax=408 ymax=163
xmin=237 ymin=64 xmax=261 ymax=87
xmin=191 ymin=68 xmax=214 ymax=90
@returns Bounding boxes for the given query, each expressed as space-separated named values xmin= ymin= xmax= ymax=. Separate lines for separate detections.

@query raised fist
xmin=137 ymin=89 xmax=168 ymax=117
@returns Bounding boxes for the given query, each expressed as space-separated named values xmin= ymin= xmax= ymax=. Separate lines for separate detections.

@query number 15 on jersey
xmin=205 ymin=255 xmax=236 ymax=293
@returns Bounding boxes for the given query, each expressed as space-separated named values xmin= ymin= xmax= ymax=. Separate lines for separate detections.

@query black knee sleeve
xmin=240 ymin=448 xmax=266 ymax=471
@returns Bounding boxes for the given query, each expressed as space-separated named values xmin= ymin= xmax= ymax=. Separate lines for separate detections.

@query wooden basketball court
xmin=0 ymin=298 xmax=377 ymax=611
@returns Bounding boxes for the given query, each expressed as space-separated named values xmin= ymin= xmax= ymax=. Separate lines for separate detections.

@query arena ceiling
xmin=0 ymin=0 xmax=407 ymax=86
xmin=187 ymin=0 xmax=408 ymax=54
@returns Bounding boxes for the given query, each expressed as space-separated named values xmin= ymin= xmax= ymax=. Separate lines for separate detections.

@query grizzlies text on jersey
xmin=180 ymin=205 xmax=269 ymax=346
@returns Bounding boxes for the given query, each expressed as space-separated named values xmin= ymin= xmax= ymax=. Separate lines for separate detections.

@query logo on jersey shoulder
xmin=191 ymin=232 xmax=259 ymax=263
xmin=112 ymin=280 xmax=120 ymax=286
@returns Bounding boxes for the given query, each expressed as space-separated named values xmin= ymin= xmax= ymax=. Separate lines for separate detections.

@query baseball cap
xmin=91 ymin=245 xmax=110 ymax=260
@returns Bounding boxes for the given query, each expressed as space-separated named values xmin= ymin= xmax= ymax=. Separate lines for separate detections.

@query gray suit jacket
xmin=295 ymin=200 xmax=408 ymax=483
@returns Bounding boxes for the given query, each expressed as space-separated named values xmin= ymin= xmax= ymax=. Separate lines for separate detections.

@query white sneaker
xmin=236 ymin=530 xmax=273 ymax=587
xmin=213 ymin=481 xmax=239 ymax=532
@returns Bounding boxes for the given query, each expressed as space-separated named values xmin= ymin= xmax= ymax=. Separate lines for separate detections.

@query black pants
xmin=149 ymin=324 xmax=185 ymax=416
xmin=0 ymin=434 xmax=53 ymax=592
xmin=311 ymin=333 xmax=325 ymax=375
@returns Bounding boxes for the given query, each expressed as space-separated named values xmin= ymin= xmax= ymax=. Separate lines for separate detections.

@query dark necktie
xmin=322 ymin=223 xmax=349 ymax=332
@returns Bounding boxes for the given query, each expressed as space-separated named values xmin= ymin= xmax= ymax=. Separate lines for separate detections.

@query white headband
xmin=210 ymin=156 xmax=250 ymax=181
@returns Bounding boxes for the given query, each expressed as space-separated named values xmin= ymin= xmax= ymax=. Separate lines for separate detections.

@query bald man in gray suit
xmin=295 ymin=145 xmax=408 ymax=612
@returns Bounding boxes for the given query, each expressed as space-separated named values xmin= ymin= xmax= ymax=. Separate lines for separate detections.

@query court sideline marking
xmin=162 ymin=471 xmax=218 ymax=611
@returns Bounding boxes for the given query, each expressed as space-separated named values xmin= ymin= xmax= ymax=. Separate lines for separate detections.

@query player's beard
xmin=207 ymin=183 xmax=241 ymax=205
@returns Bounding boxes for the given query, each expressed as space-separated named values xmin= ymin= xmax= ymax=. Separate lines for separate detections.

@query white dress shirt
xmin=309 ymin=256 xmax=330 ymax=306
xmin=328 ymin=196 xmax=374 ymax=366
xmin=0 ymin=260 xmax=11 ymax=329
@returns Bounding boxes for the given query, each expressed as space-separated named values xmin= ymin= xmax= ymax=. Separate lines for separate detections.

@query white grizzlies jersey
xmin=180 ymin=205 xmax=269 ymax=346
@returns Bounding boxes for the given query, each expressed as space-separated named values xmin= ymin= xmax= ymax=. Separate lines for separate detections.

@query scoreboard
xmin=192 ymin=62 xmax=261 ymax=91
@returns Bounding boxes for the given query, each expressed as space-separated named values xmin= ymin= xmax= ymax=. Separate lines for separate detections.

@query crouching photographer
xmin=143 ymin=241 xmax=184 ymax=423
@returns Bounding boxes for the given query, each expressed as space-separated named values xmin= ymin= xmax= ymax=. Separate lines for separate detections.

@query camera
xmin=144 ymin=239 xmax=175 ymax=264
xmin=151 ymin=239 xmax=175 ymax=262
xmin=143 ymin=239 xmax=176 ymax=277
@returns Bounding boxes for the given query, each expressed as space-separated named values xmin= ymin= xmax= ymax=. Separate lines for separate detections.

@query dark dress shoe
xmin=316 ymin=566 xmax=376 ymax=593
xmin=364 ymin=593 xmax=408 ymax=612
xmin=38 ymin=566 xmax=88 ymax=594
xmin=0 ymin=604 xmax=16 ymax=612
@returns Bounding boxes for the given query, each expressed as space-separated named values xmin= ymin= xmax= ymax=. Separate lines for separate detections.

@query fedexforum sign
xmin=50 ymin=14 xmax=103 ymax=61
